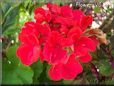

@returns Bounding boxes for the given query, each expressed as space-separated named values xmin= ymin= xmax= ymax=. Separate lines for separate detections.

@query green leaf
xmin=6 ymin=45 xmax=19 ymax=65
xmin=2 ymin=60 xmax=34 ymax=84
xmin=91 ymin=52 xmax=98 ymax=60
xmin=0 ymin=2 xmax=11 ymax=17
xmin=96 ymin=48 xmax=107 ymax=60
xmin=37 ymin=0 xmax=45 ymax=4
xmin=31 ymin=60 xmax=43 ymax=84
xmin=0 ymin=3 xmax=10 ymax=25
xmin=98 ymin=61 xmax=111 ymax=76
xmin=3 ymin=25 xmax=19 ymax=36
xmin=2 ymin=6 xmax=19 ymax=33
xmin=38 ymin=62 xmax=52 ymax=84
xmin=70 ymin=78 xmax=83 ymax=84
xmin=63 ymin=80 xmax=73 ymax=85
xmin=53 ymin=0 xmax=61 ymax=5
xmin=94 ymin=7 xmax=100 ymax=13
xmin=105 ymin=79 xmax=114 ymax=85
xmin=86 ymin=73 xmax=98 ymax=84
xmin=1 ymin=0 xmax=22 ymax=8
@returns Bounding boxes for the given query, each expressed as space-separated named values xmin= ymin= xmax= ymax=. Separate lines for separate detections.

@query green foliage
xmin=1 ymin=3 xmax=20 ymax=33
xmin=98 ymin=60 xmax=112 ymax=76
xmin=105 ymin=79 xmax=114 ymax=85
xmin=2 ymin=44 xmax=33 ymax=84
xmin=2 ymin=59 xmax=34 ymax=84
xmin=31 ymin=60 xmax=43 ymax=84
xmin=94 ymin=7 xmax=100 ymax=13
xmin=6 ymin=45 xmax=19 ymax=65
xmin=63 ymin=80 xmax=73 ymax=84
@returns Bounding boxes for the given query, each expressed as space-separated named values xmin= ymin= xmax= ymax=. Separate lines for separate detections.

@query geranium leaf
xmin=2 ymin=60 xmax=34 ymax=84
xmin=6 ymin=45 xmax=19 ymax=65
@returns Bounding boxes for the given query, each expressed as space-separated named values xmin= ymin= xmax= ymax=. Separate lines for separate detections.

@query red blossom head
xmin=17 ymin=3 xmax=99 ymax=81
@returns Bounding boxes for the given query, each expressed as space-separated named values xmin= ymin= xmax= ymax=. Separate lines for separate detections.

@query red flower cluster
xmin=17 ymin=3 xmax=99 ymax=81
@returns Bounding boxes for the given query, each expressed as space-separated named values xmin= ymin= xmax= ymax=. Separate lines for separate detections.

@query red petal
xmin=50 ymin=46 xmax=67 ymax=65
xmin=48 ymin=64 xmax=62 ymax=81
xmin=34 ymin=14 xmax=45 ymax=23
xmin=89 ymin=36 xmax=99 ymax=47
xmin=44 ymin=11 xmax=51 ymax=22
xmin=40 ymin=24 xmax=51 ymax=35
xmin=60 ymin=37 xmax=73 ymax=47
xmin=74 ymin=46 xmax=88 ymax=57
xmin=73 ymin=9 xmax=84 ymax=21
xmin=24 ymin=22 xmax=39 ymax=36
xmin=78 ymin=37 xmax=96 ymax=52
xmin=61 ymin=5 xmax=73 ymax=18
xmin=34 ymin=7 xmax=45 ymax=23
xmin=80 ymin=15 xmax=93 ymax=31
xmin=34 ymin=7 xmax=51 ymax=22
xmin=47 ymin=31 xmax=61 ymax=45
xmin=16 ymin=44 xmax=40 ymax=66
xmin=67 ymin=26 xmax=82 ymax=42
xmin=60 ymin=26 xmax=69 ymax=34
xmin=19 ymin=31 xmax=39 ymax=45
xmin=62 ymin=54 xmax=83 ymax=80
xmin=54 ymin=16 xmax=72 ymax=26
xmin=79 ymin=52 xmax=92 ymax=63
xmin=39 ymin=50 xmax=44 ymax=62
xmin=43 ymin=31 xmax=68 ymax=65
xmin=42 ymin=31 xmax=60 ymax=62
xmin=42 ymin=43 xmax=52 ymax=62
xmin=48 ymin=54 xmax=83 ymax=81
xmin=47 ymin=3 xmax=61 ymax=14
xmin=19 ymin=22 xmax=39 ymax=45
xmin=43 ymin=42 xmax=67 ymax=65
xmin=34 ymin=7 xmax=45 ymax=15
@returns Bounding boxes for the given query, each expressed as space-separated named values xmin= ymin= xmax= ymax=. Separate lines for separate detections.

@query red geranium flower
xmin=17 ymin=3 xmax=99 ymax=81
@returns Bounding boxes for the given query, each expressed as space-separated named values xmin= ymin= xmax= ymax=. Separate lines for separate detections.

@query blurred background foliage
xmin=1 ymin=0 xmax=114 ymax=85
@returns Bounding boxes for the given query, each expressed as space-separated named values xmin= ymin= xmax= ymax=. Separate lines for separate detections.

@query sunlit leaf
xmin=2 ymin=60 xmax=34 ymax=84
xmin=6 ymin=45 xmax=19 ymax=65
